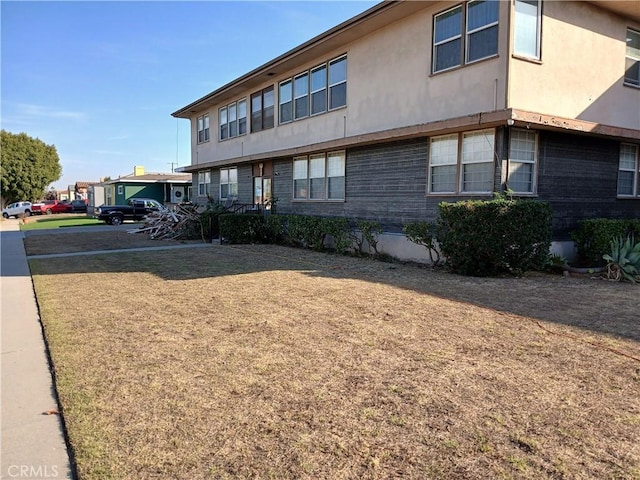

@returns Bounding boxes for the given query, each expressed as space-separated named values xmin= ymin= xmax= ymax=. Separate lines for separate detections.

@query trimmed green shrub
xmin=265 ymin=214 xmax=289 ymax=245
xmin=571 ymin=218 xmax=640 ymax=266
xmin=219 ymin=214 xmax=266 ymax=244
xmin=437 ymin=199 xmax=552 ymax=276
xmin=287 ymin=215 xmax=324 ymax=250
xmin=321 ymin=217 xmax=352 ymax=254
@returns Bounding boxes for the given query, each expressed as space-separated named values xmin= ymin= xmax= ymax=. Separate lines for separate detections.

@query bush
xmin=321 ymin=217 xmax=352 ymax=254
xmin=437 ymin=199 xmax=552 ymax=276
xmin=571 ymin=218 xmax=640 ymax=266
xmin=352 ymin=220 xmax=383 ymax=255
xmin=265 ymin=214 xmax=289 ymax=245
xmin=603 ymin=235 xmax=640 ymax=283
xmin=287 ymin=215 xmax=324 ymax=250
xmin=403 ymin=221 xmax=441 ymax=266
xmin=219 ymin=214 xmax=266 ymax=244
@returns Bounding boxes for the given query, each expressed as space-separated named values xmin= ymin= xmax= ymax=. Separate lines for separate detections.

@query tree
xmin=1 ymin=130 xmax=62 ymax=206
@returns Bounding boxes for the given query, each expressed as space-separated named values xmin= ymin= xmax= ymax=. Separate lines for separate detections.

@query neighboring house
xmin=172 ymin=0 xmax=640 ymax=260
xmin=87 ymin=166 xmax=191 ymax=216
xmin=74 ymin=181 xmax=94 ymax=201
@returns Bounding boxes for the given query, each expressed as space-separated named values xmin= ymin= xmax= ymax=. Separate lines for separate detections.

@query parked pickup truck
xmin=96 ymin=198 xmax=166 ymax=225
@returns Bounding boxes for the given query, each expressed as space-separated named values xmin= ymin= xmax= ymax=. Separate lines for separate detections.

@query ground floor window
xmin=618 ymin=143 xmax=639 ymax=197
xmin=508 ymin=129 xmax=537 ymax=194
xmin=293 ymin=150 xmax=345 ymax=200
xmin=220 ymin=167 xmax=238 ymax=200
xmin=428 ymin=128 xmax=495 ymax=194
xmin=198 ymin=171 xmax=211 ymax=197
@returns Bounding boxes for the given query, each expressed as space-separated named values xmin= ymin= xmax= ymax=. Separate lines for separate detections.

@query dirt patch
xmin=27 ymin=234 xmax=640 ymax=479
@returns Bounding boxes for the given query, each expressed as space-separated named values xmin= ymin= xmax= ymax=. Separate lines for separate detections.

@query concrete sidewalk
xmin=1 ymin=218 xmax=73 ymax=479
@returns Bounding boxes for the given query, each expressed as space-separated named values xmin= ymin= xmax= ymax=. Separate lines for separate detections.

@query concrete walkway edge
xmin=1 ymin=219 xmax=74 ymax=480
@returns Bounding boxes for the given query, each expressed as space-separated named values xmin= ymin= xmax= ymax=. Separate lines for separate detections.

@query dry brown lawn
xmin=26 ymin=232 xmax=640 ymax=479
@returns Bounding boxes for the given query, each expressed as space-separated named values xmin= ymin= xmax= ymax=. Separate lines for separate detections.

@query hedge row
xmin=218 ymin=214 xmax=353 ymax=254
xmin=436 ymin=199 xmax=553 ymax=276
xmin=571 ymin=218 xmax=640 ymax=265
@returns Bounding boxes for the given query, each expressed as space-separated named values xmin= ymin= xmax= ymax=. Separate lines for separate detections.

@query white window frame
xmin=219 ymin=167 xmax=238 ymax=200
xmin=251 ymin=87 xmax=274 ymax=133
xmin=279 ymin=80 xmax=293 ymax=124
xmin=292 ymin=151 xmax=346 ymax=201
xmin=428 ymin=134 xmax=459 ymax=194
xmin=624 ymin=28 xmax=640 ymax=87
xmin=219 ymin=99 xmax=247 ymax=141
xmin=433 ymin=5 xmax=463 ymax=73
xmin=465 ymin=0 xmax=500 ymax=64
xmin=514 ymin=0 xmax=541 ymax=59
xmin=433 ymin=1 xmax=499 ymax=74
xmin=293 ymin=72 xmax=309 ymax=120
xmin=427 ymin=129 xmax=496 ymax=195
xmin=280 ymin=55 xmax=347 ymax=125
xmin=618 ymin=143 xmax=639 ymax=197
xmin=328 ymin=55 xmax=347 ymax=110
xmin=198 ymin=171 xmax=211 ymax=197
xmin=197 ymin=114 xmax=210 ymax=144
xmin=507 ymin=129 xmax=537 ymax=194
xmin=310 ymin=64 xmax=327 ymax=116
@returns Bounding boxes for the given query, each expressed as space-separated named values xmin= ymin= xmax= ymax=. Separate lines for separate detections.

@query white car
xmin=2 ymin=201 xmax=33 ymax=218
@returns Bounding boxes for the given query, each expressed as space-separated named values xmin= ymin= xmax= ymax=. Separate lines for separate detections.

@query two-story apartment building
xmin=172 ymin=0 xmax=640 ymax=259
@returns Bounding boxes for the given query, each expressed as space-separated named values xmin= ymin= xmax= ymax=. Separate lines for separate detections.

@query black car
xmin=71 ymin=200 xmax=87 ymax=212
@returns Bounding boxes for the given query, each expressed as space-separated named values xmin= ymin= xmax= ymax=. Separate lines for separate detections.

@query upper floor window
xmin=197 ymin=114 xmax=210 ymax=144
xmin=625 ymin=28 xmax=640 ymax=87
xmin=198 ymin=171 xmax=211 ymax=197
xmin=251 ymin=87 xmax=274 ymax=133
xmin=507 ymin=129 xmax=537 ymax=194
xmin=279 ymin=55 xmax=347 ymax=124
xmin=220 ymin=167 xmax=238 ymax=200
xmin=428 ymin=129 xmax=495 ymax=194
xmin=293 ymin=151 xmax=345 ymax=201
xmin=219 ymin=99 xmax=247 ymax=141
xmin=514 ymin=0 xmax=541 ymax=59
xmin=618 ymin=143 xmax=639 ymax=197
xmin=433 ymin=1 xmax=499 ymax=73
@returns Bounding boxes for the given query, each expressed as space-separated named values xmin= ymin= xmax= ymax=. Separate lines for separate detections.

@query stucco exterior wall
xmin=189 ymin=1 xmax=510 ymax=167
xmin=508 ymin=1 xmax=640 ymax=129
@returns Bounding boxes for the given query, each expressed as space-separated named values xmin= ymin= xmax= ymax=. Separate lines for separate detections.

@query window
xmin=428 ymin=129 xmax=495 ymax=194
xmin=508 ymin=129 xmax=537 ymax=193
xmin=466 ymin=0 xmax=499 ymax=63
xmin=198 ymin=171 xmax=211 ymax=197
xmin=429 ymin=134 xmax=459 ymax=193
xmin=117 ymin=185 xmax=123 ymax=195
xmin=293 ymin=151 xmax=345 ymax=201
xmin=197 ymin=114 xmax=210 ymax=143
xmin=625 ymin=28 xmax=640 ymax=87
xmin=462 ymin=130 xmax=495 ymax=192
xmin=310 ymin=65 xmax=327 ymax=115
xmin=219 ymin=99 xmax=247 ymax=140
xmin=328 ymin=56 xmax=347 ymax=109
xmin=279 ymin=55 xmax=347 ymax=125
xmin=294 ymin=72 xmax=309 ymax=120
xmin=279 ymin=80 xmax=293 ymax=123
xmin=220 ymin=167 xmax=238 ymax=200
xmin=251 ymin=87 xmax=274 ymax=132
xmin=514 ymin=0 xmax=541 ymax=59
xmin=618 ymin=143 xmax=639 ymax=197
xmin=433 ymin=1 xmax=499 ymax=73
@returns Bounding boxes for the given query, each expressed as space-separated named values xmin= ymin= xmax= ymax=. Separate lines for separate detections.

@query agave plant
xmin=602 ymin=235 xmax=640 ymax=283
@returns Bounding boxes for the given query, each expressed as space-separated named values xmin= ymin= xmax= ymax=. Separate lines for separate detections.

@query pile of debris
xmin=128 ymin=203 xmax=205 ymax=241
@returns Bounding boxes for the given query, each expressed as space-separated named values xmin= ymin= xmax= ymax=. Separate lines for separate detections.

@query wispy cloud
xmin=14 ymin=103 xmax=86 ymax=121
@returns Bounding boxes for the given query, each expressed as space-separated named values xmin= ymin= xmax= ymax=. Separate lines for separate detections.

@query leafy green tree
xmin=1 ymin=130 xmax=62 ymax=205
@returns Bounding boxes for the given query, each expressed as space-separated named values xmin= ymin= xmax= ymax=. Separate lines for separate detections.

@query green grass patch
xmin=20 ymin=216 xmax=103 ymax=230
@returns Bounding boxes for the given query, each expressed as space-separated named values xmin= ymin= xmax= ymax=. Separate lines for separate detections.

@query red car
xmin=32 ymin=200 xmax=73 ymax=215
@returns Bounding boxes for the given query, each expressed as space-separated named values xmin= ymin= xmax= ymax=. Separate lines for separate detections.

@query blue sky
xmin=1 ymin=0 xmax=377 ymax=191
